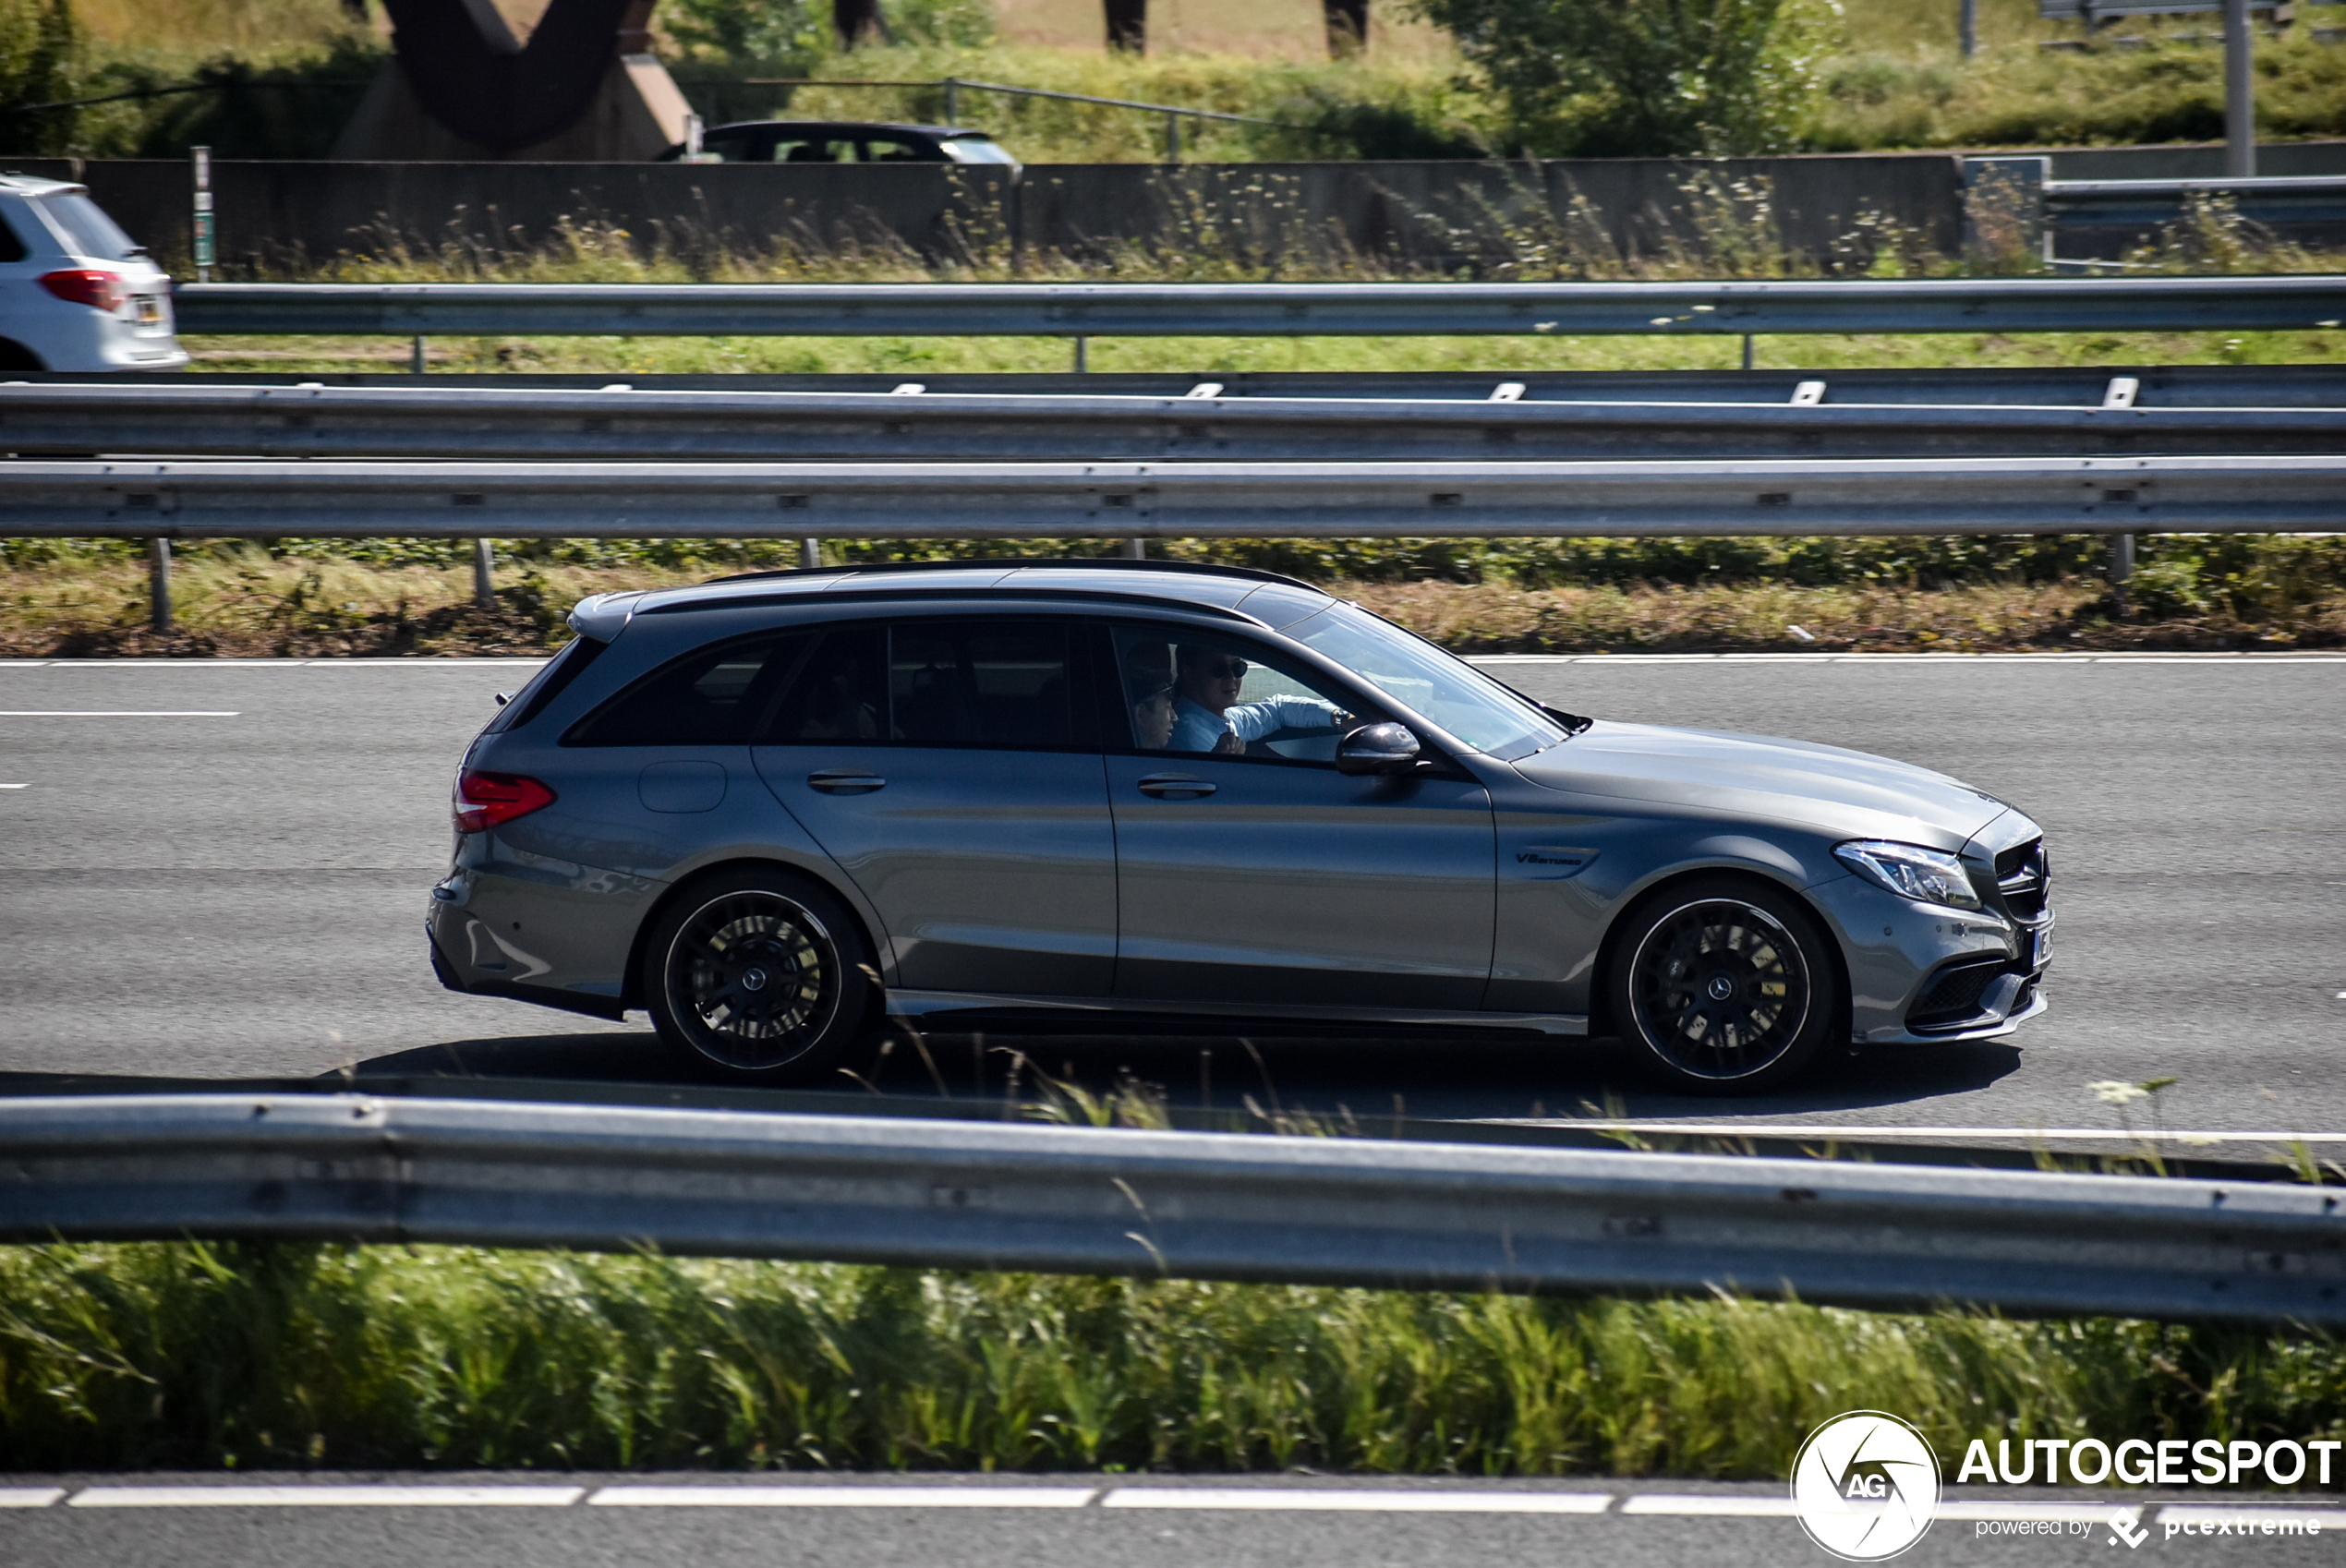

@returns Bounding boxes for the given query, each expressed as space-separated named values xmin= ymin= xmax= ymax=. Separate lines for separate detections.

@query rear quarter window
xmin=565 ymin=633 xmax=812 ymax=745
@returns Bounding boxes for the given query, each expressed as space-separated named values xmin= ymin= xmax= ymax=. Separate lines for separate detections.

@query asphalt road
xmin=1 ymin=1476 xmax=2337 ymax=1568
xmin=3 ymin=653 xmax=2342 ymax=1146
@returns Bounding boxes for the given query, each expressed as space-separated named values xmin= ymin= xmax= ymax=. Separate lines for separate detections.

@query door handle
xmin=1137 ymin=773 xmax=1215 ymax=798
xmin=807 ymin=769 xmax=886 ymax=794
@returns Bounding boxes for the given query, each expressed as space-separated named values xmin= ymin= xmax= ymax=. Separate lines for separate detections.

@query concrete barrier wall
xmin=12 ymin=153 xmax=1967 ymax=274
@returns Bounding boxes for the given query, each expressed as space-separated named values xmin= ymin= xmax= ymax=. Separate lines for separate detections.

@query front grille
xmin=1907 ymin=958 xmax=2007 ymax=1030
xmin=1993 ymin=838 xmax=2049 ymax=921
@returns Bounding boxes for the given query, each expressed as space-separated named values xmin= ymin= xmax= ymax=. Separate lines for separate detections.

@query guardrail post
xmin=412 ymin=335 xmax=429 ymax=375
xmin=147 ymin=537 xmax=172 ymax=633
xmin=1121 ymin=538 xmax=1146 ymax=560
xmin=1741 ymin=334 xmax=1755 ymax=371
xmin=471 ymin=538 xmax=494 ymax=609
xmin=1072 ymin=335 xmax=1088 ymax=373
xmin=1959 ymin=0 xmax=1977 ymax=56
xmin=2108 ymin=532 xmax=2135 ymax=612
xmin=801 ymin=537 xmax=822 ymax=569
xmin=2224 ymin=0 xmax=2255 ymax=178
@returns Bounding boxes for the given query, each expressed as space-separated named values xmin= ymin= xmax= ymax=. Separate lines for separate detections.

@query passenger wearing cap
xmin=1168 ymin=644 xmax=1350 ymax=755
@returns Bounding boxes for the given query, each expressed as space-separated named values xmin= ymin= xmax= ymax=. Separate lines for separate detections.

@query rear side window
xmin=0 ymin=211 xmax=25 ymax=264
xmin=566 ymin=633 xmax=810 ymax=746
xmin=889 ymin=621 xmax=1077 ymax=747
xmin=496 ymin=633 xmax=607 ymax=731
xmin=36 ymin=193 xmax=139 ymax=260
xmin=765 ymin=625 xmax=888 ymax=741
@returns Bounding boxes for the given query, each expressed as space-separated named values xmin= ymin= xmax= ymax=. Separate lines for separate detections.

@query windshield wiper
xmin=1538 ymin=701 xmax=1593 ymax=736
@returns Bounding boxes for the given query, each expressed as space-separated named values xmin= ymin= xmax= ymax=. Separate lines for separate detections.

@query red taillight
xmin=453 ymin=769 xmax=556 ymax=834
xmin=39 ymin=269 xmax=127 ymax=313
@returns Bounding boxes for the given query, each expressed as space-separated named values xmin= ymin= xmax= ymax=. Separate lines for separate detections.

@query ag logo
xmin=1791 ymin=1411 xmax=1941 ymax=1562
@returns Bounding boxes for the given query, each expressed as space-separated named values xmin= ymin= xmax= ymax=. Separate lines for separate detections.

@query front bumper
xmin=1809 ymin=872 xmax=2053 ymax=1047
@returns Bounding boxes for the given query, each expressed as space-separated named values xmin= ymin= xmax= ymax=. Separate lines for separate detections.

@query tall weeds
xmin=2 ymin=1243 xmax=2340 ymax=1475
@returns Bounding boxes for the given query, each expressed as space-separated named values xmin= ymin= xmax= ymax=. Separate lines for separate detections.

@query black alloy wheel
xmin=1608 ymin=878 xmax=1836 ymax=1092
xmin=644 ymin=871 xmax=873 ymax=1080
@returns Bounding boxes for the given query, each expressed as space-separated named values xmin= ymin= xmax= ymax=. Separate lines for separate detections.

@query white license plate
xmin=2029 ymin=926 xmax=2053 ymax=970
xmin=131 ymin=296 xmax=163 ymax=325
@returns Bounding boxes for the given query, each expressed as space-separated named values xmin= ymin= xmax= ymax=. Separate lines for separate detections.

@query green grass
xmin=3 ymin=1241 xmax=2341 ymax=1474
xmin=16 ymin=0 xmax=2346 ymax=162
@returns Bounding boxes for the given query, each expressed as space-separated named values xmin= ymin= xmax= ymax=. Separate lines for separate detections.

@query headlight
xmin=1833 ymin=839 xmax=1982 ymax=911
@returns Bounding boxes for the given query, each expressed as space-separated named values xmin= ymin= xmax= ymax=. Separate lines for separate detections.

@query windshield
xmin=1285 ymin=601 xmax=1566 ymax=761
xmin=36 ymin=192 xmax=141 ymax=260
xmin=940 ymin=135 xmax=1019 ymax=165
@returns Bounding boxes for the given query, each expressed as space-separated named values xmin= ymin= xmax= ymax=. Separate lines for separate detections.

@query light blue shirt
xmin=1168 ymin=693 xmax=1343 ymax=754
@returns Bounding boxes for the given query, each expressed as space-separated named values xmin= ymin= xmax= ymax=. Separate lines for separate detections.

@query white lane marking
xmin=591 ymin=1486 xmax=1098 ymax=1508
xmin=2158 ymin=1505 xmax=2346 ymax=1529
xmin=34 ymin=659 xmax=305 ymax=668
xmin=1494 ymin=1120 xmax=2346 ymax=1144
xmin=1101 ymin=1489 xmax=1613 ymax=1513
xmin=1940 ymin=1502 xmax=2141 ymax=1523
xmin=70 ymin=1485 xmax=585 ymax=1507
xmin=300 ymin=657 xmax=549 ymax=667
xmin=1619 ymin=1495 xmax=1798 ymax=1516
xmin=0 ymin=710 xmax=239 ymax=718
xmin=0 ymin=1489 xmax=63 ymax=1507
xmin=0 ymin=782 xmax=26 ymax=788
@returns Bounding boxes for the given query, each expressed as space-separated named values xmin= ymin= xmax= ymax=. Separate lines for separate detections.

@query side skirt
xmin=884 ymin=989 xmax=1588 ymax=1038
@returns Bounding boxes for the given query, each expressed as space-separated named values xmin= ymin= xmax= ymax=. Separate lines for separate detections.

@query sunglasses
xmin=1195 ymin=658 xmax=1248 ymax=680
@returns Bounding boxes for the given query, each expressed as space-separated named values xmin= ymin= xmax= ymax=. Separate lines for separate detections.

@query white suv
xmin=0 ymin=175 xmax=186 ymax=372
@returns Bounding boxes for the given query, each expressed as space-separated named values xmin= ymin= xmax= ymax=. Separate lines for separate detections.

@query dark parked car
xmin=430 ymin=561 xmax=2051 ymax=1092
xmin=657 ymin=120 xmax=1021 ymax=171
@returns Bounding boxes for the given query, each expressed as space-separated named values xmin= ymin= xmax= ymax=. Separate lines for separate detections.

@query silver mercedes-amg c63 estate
xmin=429 ymin=561 xmax=2051 ymax=1093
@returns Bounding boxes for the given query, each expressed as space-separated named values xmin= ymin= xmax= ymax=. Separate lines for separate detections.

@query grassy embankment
xmin=3 ymin=1240 xmax=2341 ymax=1474
xmin=30 ymin=0 xmax=2346 ymax=161
xmin=5 ymin=0 xmax=2343 ymax=657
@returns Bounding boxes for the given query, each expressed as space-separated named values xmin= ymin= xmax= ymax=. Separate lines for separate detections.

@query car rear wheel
xmin=643 ymin=869 xmax=873 ymax=1082
xmin=1606 ymin=877 xmax=1836 ymax=1094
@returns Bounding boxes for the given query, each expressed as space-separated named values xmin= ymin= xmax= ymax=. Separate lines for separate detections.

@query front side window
xmin=1111 ymin=623 xmax=1369 ymax=765
xmin=939 ymin=136 xmax=1018 ymax=165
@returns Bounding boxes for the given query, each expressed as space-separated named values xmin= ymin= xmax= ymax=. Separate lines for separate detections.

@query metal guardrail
xmin=2047 ymin=176 xmax=2346 ymax=238
xmin=35 ymin=363 xmax=2346 ymax=404
xmin=1 ymin=1093 xmax=2338 ymax=1321
xmin=14 ymin=380 xmax=2346 ymax=462
xmin=167 ymin=276 xmax=2346 ymax=340
xmin=12 ymin=455 xmax=2342 ymax=538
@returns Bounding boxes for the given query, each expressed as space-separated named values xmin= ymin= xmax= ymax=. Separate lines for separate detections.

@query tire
xmin=1604 ymin=875 xmax=1838 ymax=1094
xmin=641 ymin=868 xmax=875 ymax=1083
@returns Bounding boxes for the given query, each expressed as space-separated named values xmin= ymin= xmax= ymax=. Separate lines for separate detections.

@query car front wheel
xmin=1606 ymin=877 xmax=1837 ymax=1093
xmin=643 ymin=869 xmax=873 ymax=1082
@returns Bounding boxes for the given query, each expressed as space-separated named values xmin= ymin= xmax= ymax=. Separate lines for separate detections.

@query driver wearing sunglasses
xmin=1168 ymin=644 xmax=1353 ymax=755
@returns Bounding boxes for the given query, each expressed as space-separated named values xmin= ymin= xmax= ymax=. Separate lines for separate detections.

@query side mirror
xmin=1336 ymin=721 xmax=1421 ymax=776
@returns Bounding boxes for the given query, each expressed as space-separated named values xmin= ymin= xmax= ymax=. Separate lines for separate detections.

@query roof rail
xmin=703 ymin=558 xmax=1323 ymax=591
